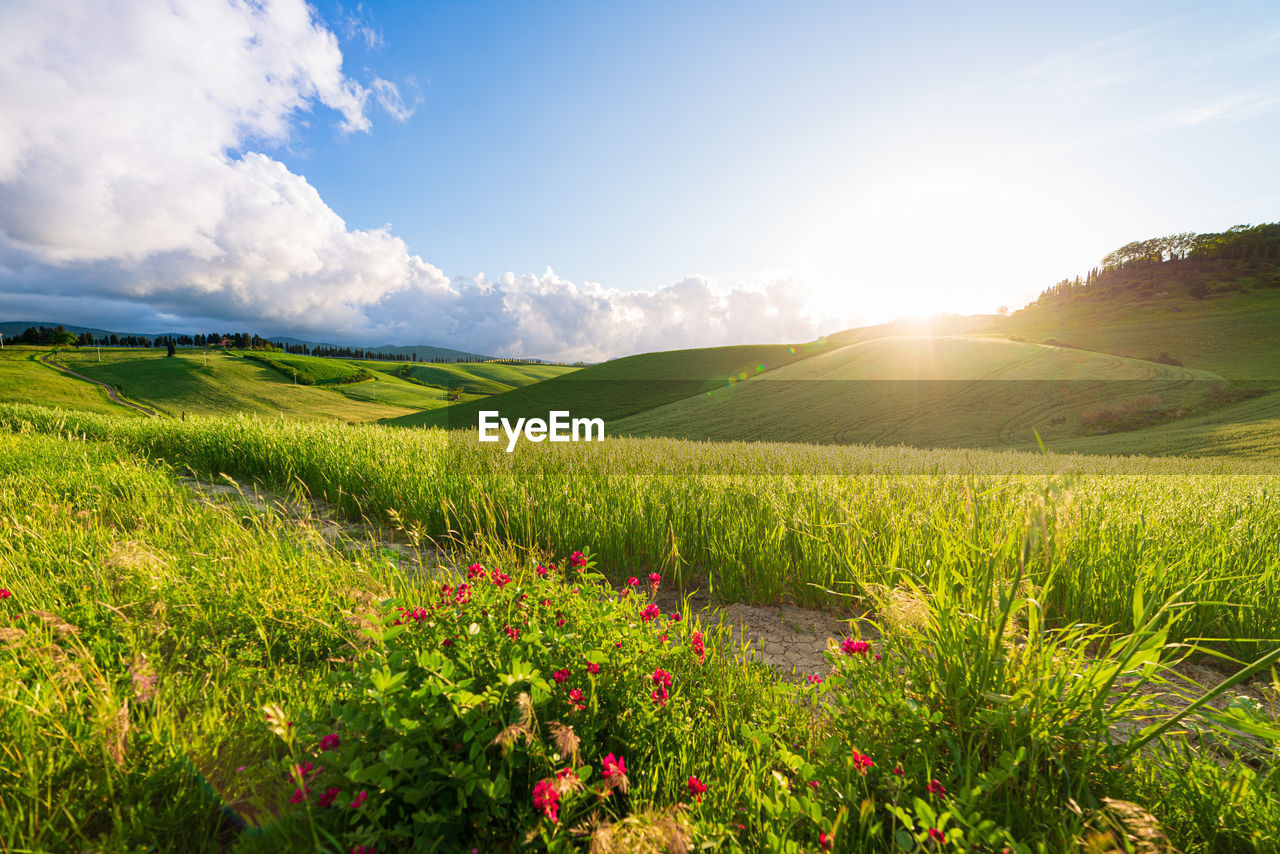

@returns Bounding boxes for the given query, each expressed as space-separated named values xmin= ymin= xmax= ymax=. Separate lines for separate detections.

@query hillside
xmin=389 ymin=341 xmax=832 ymax=429
xmin=354 ymin=359 xmax=578 ymax=395
xmin=0 ymin=346 xmax=145 ymax=416
xmin=49 ymin=349 xmax=417 ymax=421
xmin=612 ymin=335 xmax=1225 ymax=448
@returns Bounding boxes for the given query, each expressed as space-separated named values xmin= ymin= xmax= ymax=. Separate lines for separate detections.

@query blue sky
xmin=289 ymin=1 xmax=1280 ymax=316
xmin=1 ymin=0 xmax=1278 ymax=357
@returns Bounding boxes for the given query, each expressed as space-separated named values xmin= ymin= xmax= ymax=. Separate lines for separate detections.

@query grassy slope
xmin=240 ymin=351 xmax=369 ymax=384
xmin=353 ymin=360 xmax=578 ymax=396
xmin=613 ymin=335 xmax=1222 ymax=448
xmin=388 ymin=342 xmax=831 ymax=429
xmin=0 ymin=346 xmax=143 ymax=416
xmin=998 ymin=286 xmax=1280 ymax=380
xmin=52 ymin=349 xmax=411 ymax=421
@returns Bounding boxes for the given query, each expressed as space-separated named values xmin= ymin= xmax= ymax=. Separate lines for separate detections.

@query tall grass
xmin=3 ymin=403 xmax=1280 ymax=657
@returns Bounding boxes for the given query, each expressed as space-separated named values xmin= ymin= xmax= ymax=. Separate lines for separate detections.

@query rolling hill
xmin=0 ymin=346 xmax=145 ymax=416
xmin=388 ymin=341 xmax=833 ymax=429
xmin=611 ymin=335 xmax=1226 ymax=448
xmin=354 ymin=359 xmax=578 ymax=396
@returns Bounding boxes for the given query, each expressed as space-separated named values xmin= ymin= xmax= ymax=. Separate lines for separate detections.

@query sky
xmin=1 ymin=1 xmax=1278 ymax=360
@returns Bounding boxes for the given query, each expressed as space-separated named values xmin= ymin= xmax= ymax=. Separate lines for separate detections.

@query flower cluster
xmin=841 ymin=638 xmax=871 ymax=656
xmin=532 ymin=778 xmax=559 ymax=822
xmin=641 ymin=604 xmax=660 ymax=623
xmin=686 ymin=775 xmax=708 ymax=802
xmin=650 ymin=668 xmax=673 ymax=706
xmin=569 ymin=551 xmax=588 ymax=568
xmin=851 ymin=750 xmax=873 ymax=773
xmin=691 ymin=630 xmax=705 ymax=664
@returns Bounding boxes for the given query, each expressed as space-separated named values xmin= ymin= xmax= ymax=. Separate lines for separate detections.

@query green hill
xmin=354 ymin=359 xmax=578 ymax=396
xmin=388 ymin=341 xmax=832 ymax=429
xmin=611 ymin=335 xmax=1225 ymax=447
xmin=0 ymin=346 xmax=144 ymax=416
xmin=49 ymin=349 xmax=415 ymax=421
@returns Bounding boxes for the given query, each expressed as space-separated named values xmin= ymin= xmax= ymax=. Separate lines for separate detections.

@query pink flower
xmin=819 ymin=831 xmax=833 ymax=850
xmin=892 ymin=765 xmax=904 ymax=776
xmin=926 ymin=779 xmax=947 ymax=797
xmin=539 ymin=598 xmax=551 ymax=607
xmin=669 ymin=612 xmax=682 ymax=622
xmin=808 ymin=780 xmax=819 ymax=791
xmin=505 ymin=625 xmax=520 ymax=640
xmin=691 ymin=630 xmax=705 ymax=663
xmin=651 ymin=688 xmax=668 ymax=706
xmin=319 ymin=787 xmax=340 ymax=807
xmin=568 ymin=688 xmax=584 ymax=703
xmin=841 ymin=638 xmax=871 ymax=656
xmin=290 ymin=762 xmax=314 ymax=782
xmin=467 ymin=563 xmax=486 ymax=580
xmin=807 ymin=674 xmax=823 ymax=685
xmin=0 ymin=588 xmax=11 ymax=599
xmin=641 ymin=604 xmax=660 ymax=622
xmin=557 ymin=617 xmax=566 ymax=627
xmin=586 ymin=662 xmax=600 ymax=675
xmin=851 ymin=750 xmax=873 ymax=773
xmin=652 ymin=669 xmax=672 ymax=687
xmin=536 ymin=565 xmax=549 ymax=577
xmin=648 ymin=572 xmax=661 ymax=593
xmin=569 ymin=551 xmax=588 ymax=568
xmin=319 ymin=733 xmax=340 ymax=752
xmin=553 ymin=668 xmax=570 ymax=684
xmin=686 ymin=775 xmax=707 ymax=802
xmin=532 ymin=778 xmax=559 ymax=822
xmin=349 ymin=790 xmax=367 ymax=809
xmin=351 ymin=847 xmax=374 ymax=854
xmin=627 ymin=577 xmax=639 ymax=587
xmin=289 ymin=787 xmax=308 ymax=804
xmin=928 ymin=828 xmax=945 ymax=842
xmin=602 ymin=753 xmax=627 ymax=779
xmin=491 ymin=569 xmax=512 ymax=588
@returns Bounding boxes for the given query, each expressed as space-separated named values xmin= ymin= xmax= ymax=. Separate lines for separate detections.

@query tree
xmin=166 ymin=339 xmax=176 ymax=357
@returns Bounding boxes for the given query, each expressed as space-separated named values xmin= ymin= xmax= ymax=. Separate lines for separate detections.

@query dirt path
xmin=39 ymin=351 xmax=158 ymax=416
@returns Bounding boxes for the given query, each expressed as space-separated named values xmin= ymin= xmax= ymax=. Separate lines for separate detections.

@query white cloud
xmin=0 ymin=0 xmax=830 ymax=360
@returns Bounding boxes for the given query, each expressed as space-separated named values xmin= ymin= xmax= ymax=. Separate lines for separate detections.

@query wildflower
xmin=537 ymin=565 xmax=549 ymax=577
xmin=841 ymin=638 xmax=871 ymax=656
xmin=686 ymin=775 xmax=708 ymax=802
xmin=553 ymin=668 xmax=570 ymax=685
xmin=453 ymin=584 xmax=472 ymax=605
xmin=351 ymin=847 xmax=373 ymax=854
xmin=319 ymin=733 xmax=340 ymax=752
xmin=928 ymin=828 xmax=945 ymax=842
xmin=627 ymin=577 xmax=639 ymax=587
xmin=808 ymin=780 xmax=819 ymax=791
xmin=291 ymin=762 xmax=314 ymax=782
xmin=319 ymin=786 xmax=340 ymax=807
xmin=289 ymin=787 xmax=308 ymax=804
xmin=926 ymin=779 xmax=947 ymax=797
xmin=467 ymin=563 xmax=486 ymax=580
xmin=819 ymin=831 xmax=833 ymax=850
xmin=807 ymin=674 xmax=823 ymax=685
xmin=669 ymin=612 xmax=682 ymax=622
xmin=601 ymin=753 xmax=629 ymax=792
xmin=532 ymin=778 xmax=560 ymax=822
xmin=491 ymin=569 xmax=512 ymax=588
xmin=615 ymin=641 xmax=623 ymax=648
xmin=539 ymin=598 xmax=550 ymax=606
xmin=851 ymin=750 xmax=873 ymax=773
xmin=0 ymin=588 xmax=11 ymax=599
xmin=892 ymin=765 xmax=904 ymax=777
xmin=586 ymin=662 xmax=600 ymax=675
xmin=641 ymin=604 xmax=660 ymax=622
xmin=557 ymin=617 xmax=566 ymax=627
xmin=660 ymin=634 xmax=669 ymax=644
xmin=350 ymin=790 xmax=367 ymax=809
xmin=652 ymin=669 xmax=673 ymax=687
xmin=648 ymin=572 xmax=661 ymax=594
xmin=691 ymin=630 xmax=705 ymax=663
xmin=651 ymin=688 xmax=669 ymax=706
xmin=569 ymin=551 xmax=588 ymax=568
xmin=408 ymin=607 xmax=428 ymax=622
xmin=505 ymin=625 xmax=520 ymax=640
xmin=568 ymin=688 xmax=584 ymax=704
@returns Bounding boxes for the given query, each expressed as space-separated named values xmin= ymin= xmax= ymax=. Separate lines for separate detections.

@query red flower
xmin=686 ymin=775 xmax=707 ymax=802
xmin=319 ymin=786 xmax=340 ymax=807
xmin=556 ymin=617 xmax=566 ymax=627
xmin=568 ymin=688 xmax=584 ymax=703
xmin=647 ymin=572 xmax=661 ymax=594
xmin=691 ymin=630 xmax=705 ymax=663
xmin=602 ymin=753 xmax=627 ymax=779
xmin=669 ymin=612 xmax=682 ymax=622
xmin=892 ymin=765 xmax=904 ymax=776
xmin=627 ymin=577 xmax=639 ymax=587
xmin=0 ymin=588 xmax=11 ymax=599
xmin=841 ymin=638 xmax=871 ymax=656
xmin=536 ymin=565 xmax=549 ymax=577
xmin=819 ymin=831 xmax=833 ymax=850
xmin=491 ymin=570 xmax=512 ymax=588
xmin=467 ymin=563 xmax=486 ymax=580
xmin=351 ymin=847 xmax=374 ymax=854
xmin=289 ymin=787 xmax=308 ymax=804
xmin=505 ymin=625 xmax=520 ymax=640
xmin=851 ymin=750 xmax=873 ymax=773
xmin=806 ymin=674 xmax=823 ymax=685
xmin=350 ymin=790 xmax=367 ymax=809
xmin=641 ymin=604 xmax=660 ymax=622
xmin=808 ymin=780 xmax=819 ymax=791
xmin=926 ymin=779 xmax=947 ymax=797
xmin=553 ymin=668 xmax=570 ymax=685
xmin=319 ymin=733 xmax=340 ymax=752
xmin=928 ymin=828 xmax=945 ymax=842
xmin=652 ymin=668 xmax=673 ymax=687
xmin=586 ymin=662 xmax=600 ymax=675
xmin=569 ymin=551 xmax=588 ymax=568
xmin=539 ymin=598 xmax=550 ymax=606
xmin=532 ymin=778 xmax=560 ymax=822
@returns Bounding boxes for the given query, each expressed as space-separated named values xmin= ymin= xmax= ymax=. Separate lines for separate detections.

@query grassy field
xmin=1 ymin=407 xmax=1278 ymax=852
xmin=354 ymin=359 xmax=579 ymax=396
xmin=49 ymin=349 xmax=413 ymax=421
xmin=0 ymin=346 xmax=143 ymax=416
xmin=613 ymin=335 xmax=1225 ymax=447
xmin=394 ymin=342 xmax=833 ymax=430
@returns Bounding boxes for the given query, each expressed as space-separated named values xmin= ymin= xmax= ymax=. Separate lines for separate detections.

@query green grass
xmin=613 ymin=335 xmax=1224 ymax=447
xmin=1 ymin=411 xmax=1278 ymax=851
xmin=0 ymin=346 xmax=143 ymax=416
xmin=392 ymin=342 xmax=832 ymax=430
xmin=240 ymin=351 xmax=372 ymax=385
xmin=50 ymin=349 xmax=415 ymax=421
xmin=999 ymin=286 xmax=1280 ymax=380
xmin=354 ymin=360 xmax=579 ymax=396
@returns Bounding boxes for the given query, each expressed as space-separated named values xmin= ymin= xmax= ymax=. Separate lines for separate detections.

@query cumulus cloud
xmin=0 ymin=0 xmax=830 ymax=360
